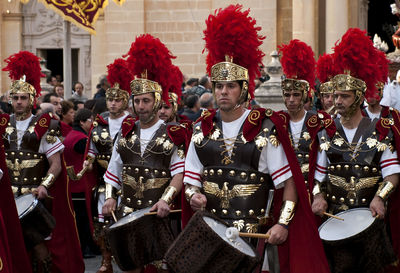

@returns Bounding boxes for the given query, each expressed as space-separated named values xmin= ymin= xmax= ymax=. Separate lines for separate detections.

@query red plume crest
xmin=203 ymin=4 xmax=265 ymax=98
xmin=316 ymin=53 xmax=338 ymax=83
xmin=107 ymin=58 xmax=133 ymax=94
xmin=279 ymin=39 xmax=316 ymax=92
xmin=168 ymin=65 xmax=183 ymax=104
xmin=2 ymin=51 xmax=45 ymax=96
xmin=125 ymin=34 xmax=175 ymax=103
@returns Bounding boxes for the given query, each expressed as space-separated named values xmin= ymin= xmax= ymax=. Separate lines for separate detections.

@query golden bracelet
xmin=278 ymin=200 xmax=296 ymax=227
xmin=376 ymin=181 xmax=395 ymax=201
xmin=40 ymin=173 xmax=55 ymax=189
xmin=185 ymin=185 xmax=200 ymax=202
xmin=105 ymin=183 xmax=118 ymax=200
xmin=160 ymin=186 xmax=177 ymax=205
xmin=312 ymin=181 xmax=325 ymax=197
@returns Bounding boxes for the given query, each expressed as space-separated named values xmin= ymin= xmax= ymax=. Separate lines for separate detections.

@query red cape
xmin=0 ymin=131 xmax=32 ymax=272
xmin=46 ymin=154 xmax=85 ymax=273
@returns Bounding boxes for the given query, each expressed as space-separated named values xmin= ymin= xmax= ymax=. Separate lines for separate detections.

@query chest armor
xmin=91 ymin=113 xmax=114 ymax=179
xmin=117 ymin=122 xmax=175 ymax=210
xmin=318 ymin=118 xmax=392 ymax=212
xmin=3 ymin=115 xmax=52 ymax=196
xmin=193 ymin=113 xmax=275 ymax=232
xmin=289 ymin=112 xmax=314 ymax=184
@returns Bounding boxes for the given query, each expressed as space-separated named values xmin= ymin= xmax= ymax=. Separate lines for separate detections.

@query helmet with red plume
xmin=365 ymin=50 xmax=389 ymax=102
xmin=316 ymin=53 xmax=337 ymax=95
xmin=278 ymin=39 xmax=316 ymax=104
xmin=106 ymin=58 xmax=133 ymax=109
xmin=203 ymin=4 xmax=265 ymax=103
xmin=125 ymin=34 xmax=175 ymax=120
xmin=167 ymin=65 xmax=183 ymax=119
xmin=332 ymin=28 xmax=379 ymax=118
xmin=2 ymin=51 xmax=45 ymax=107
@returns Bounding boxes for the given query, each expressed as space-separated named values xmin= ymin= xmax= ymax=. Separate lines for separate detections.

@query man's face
xmin=74 ymin=83 xmax=84 ymax=95
xmin=334 ymin=90 xmax=357 ymax=116
xmin=50 ymin=96 xmax=62 ymax=116
xmin=283 ymin=90 xmax=303 ymax=113
xmin=214 ymin=81 xmax=241 ymax=112
xmin=320 ymin=93 xmax=334 ymax=111
xmin=133 ymin=93 xmax=156 ymax=124
xmin=158 ymin=103 xmax=174 ymax=121
xmin=11 ymin=93 xmax=31 ymax=116
xmin=107 ymin=97 xmax=125 ymax=117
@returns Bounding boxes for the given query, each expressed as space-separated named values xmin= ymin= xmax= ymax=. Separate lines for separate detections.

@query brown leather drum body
xmin=15 ymin=194 xmax=56 ymax=249
xmin=165 ymin=211 xmax=261 ymax=273
xmin=106 ymin=207 xmax=175 ymax=271
xmin=319 ymin=208 xmax=396 ymax=273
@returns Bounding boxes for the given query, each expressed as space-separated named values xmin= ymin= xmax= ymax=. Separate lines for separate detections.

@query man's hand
xmin=190 ymin=193 xmax=207 ymax=211
xmin=370 ymin=196 xmax=385 ymax=219
xmin=150 ymin=200 xmax=170 ymax=218
xmin=311 ymin=194 xmax=328 ymax=216
xmin=82 ymin=160 xmax=93 ymax=172
xmin=265 ymin=224 xmax=288 ymax=245
xmin=33 ymin=185 xmax=48 ymax=199
xmin=102 ymin=198 xmax=117 ymax=216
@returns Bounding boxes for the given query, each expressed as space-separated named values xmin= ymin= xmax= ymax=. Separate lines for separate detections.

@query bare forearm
xmin=47 ymin=152 xmax=62 ymax=179
xmin=283 ymin=177 xmax=298 ymax=203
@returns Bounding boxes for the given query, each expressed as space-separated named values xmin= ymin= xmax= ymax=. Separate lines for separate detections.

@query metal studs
xmin=372 ymin=168 xmax=378 ymax=173
xmin=326 ymin=193 xmax=330 ymax=197
xmin=27 ymin=153 xmax=31 ymax=156
xmin=354 ymin=165 xmax=360 ymax=170
xmin=305 ymin=154 xmax=309 ymax=159
xmin=107 ymin=155 xmax=110 ymax=159
xmin=235 ymin=210 xmax=241 ymax=216
xmin=330 ymin=166 xmax=335 ymax=171
xmin=211 ymin=209 xmax=216 ymax=213
xmin=260 ymin=177 xmax=264 ymax=182
xmin=297 ymin=154 xmax=303 ymax=158
xmin=249 ymin=210 xmax=254 ymax=216
xmin=339 ymin=197 xmax=345 ymax=203
xmin=260 ymin=209 xmax=265 ymax=214
xmin=349 ymin=199 xmax=355 ymax=205
xmin=162 ymin=171 xmax=167 ymax=176
xmin=148 ymin=200 xmax=153 ymax=205
xmin=154 ymin=170 xmax=159 ymax=175
xmin=145 ymin=168 xmax=149 ymax=174
xmin=336 ymin=165 xmax=341 ymax=171
xmin=23 ymin=178 xmax=27 ymax=181
xmin=11 ymin=152 xmax=15 ymax=155
xmin=240 ymin=172 xmax=247 ymax=179
xmin=229 ymin=170 xmax=235 ymax=177
xmin=344 ymin=165 xmax=349 ymax=170
xmin=126 ymin=198 xmax=131 ymax=203
xmin=363 ymin=166 xmax=369 ymax=172
xmin=135 ymin=168 xmax=139 ymax=173
xmin=331 ymin=196 xmax=336 ymax=201
xmin=250 ymin=173 xmax=256 ymax=180
xmin=361 ymin=198 xmax=366 ymax=203
xmin=14 ymin=177 xmax=18 ymax=181
xmin=203 ymin=170 xmax=208 ymax=176
xmin=137 ymin=200 xmax=142 ymax=205
xmin=209 ymin=169 xmax=215 ymax=176
xmin=321 ymin=136 xmax=326 ymax=141
xmin=33 ymin=177 xmax=37 ymax=181
xmin=123 ymin=167 xmax=126 ymax=170
xmin=263 ymin=128 xmax=269 ymax=132
xmin=217 ymin=169 xmax=223 ymax=176
xmin=222 ymin=209 xmax=228 ymax=215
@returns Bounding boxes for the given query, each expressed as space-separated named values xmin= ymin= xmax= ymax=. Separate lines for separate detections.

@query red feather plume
xmin=365 ymin=49 xmax=390 ymax=101
xmin=168 ymin=65 xmax=183 ymax=104
xmin=203 ymin=4 xmax=265 ymax=98
xmin=125 ymin=34 xmax=175 ymax=103
xmin=333 ymin=28 xmax=378 ymax=96
xmin=107 ymin=58 xmax=133 ymax=95
xmin=279 ymin=39 xmax=316 ymax=92
xmin=316 ymin=53 xmax=338 ymax=83
xmin=2 ymin=51 xmax=45 ymax=96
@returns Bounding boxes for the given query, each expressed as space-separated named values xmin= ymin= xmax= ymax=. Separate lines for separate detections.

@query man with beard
xmin=102 ymin=35 xmax=186 ymax=273
xmin=2 ymin=51 xmax=84 ymax=273
xmin=311 ymin=28 xmax=400 ymax=273
xmin=84 ymin=58 xmax=131 ymax=273
xmin=182 ymin=5 xmax=329 ymax=273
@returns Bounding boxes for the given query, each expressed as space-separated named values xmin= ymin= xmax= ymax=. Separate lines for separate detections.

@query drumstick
xmin=111 ymin=210 xmax=117 ymax=222
xmin=238 ymin=232 xmax=270 ymax=239
xmin=144 ymin=209 xmax=182 ymax=216
xmin=323 ymin=212 xmax=344 ymax=221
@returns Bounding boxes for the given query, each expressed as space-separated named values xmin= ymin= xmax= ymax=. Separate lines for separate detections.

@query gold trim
xmin=105 ymin=183 xmax=118 ymax=200
xmin=320 ymin=81 xmax=334 ymax=94
xmin=211 ymin=62 xmax=248 ymax=82
xmin=185 ymin=185 xmax=200 ymax=202
xmin=40 ymin=173 xmax=55 ymax=189
xmin=332 ymin=74 xmax=366 ymax=93
xmin=376 ymin=181 xmax=395 ymax=201
xmin=278 ymin=200 xmax=296 ymax=226
xmin=130 ymin=78 xmax=162 ymax=96
xmin=160 ymin=185 xmax=177 ymax=205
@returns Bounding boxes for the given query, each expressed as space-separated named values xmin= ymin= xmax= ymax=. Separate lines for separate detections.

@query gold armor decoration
xmin=269 ymin=135 xmax=280 ymax=147
xmin=376 ymin=142 xmax=388 ymax=152
xmin=163 ymin=140 xmax=173 ymax=151
xmin=203 ymin=181 xmax=261 ymax=209
xmin=93 ymin=134 xmax=100 ymax=142
xmin=6 ymin=158 xmax=41 ymax=177
xmin=241 ymin=135 xmax=247 ymax=144
xmin=40 ymin=173 xmax=55 ymax=189
xmin=211 ymin=62 xmax=248 ymax=82
xmin=130 ymin=134 xmax=137 ymax=143
xmin=122 ymin=173 xmax=169 ymax=198
xmin=246 ymin=223 xmax=258 ymax=233
xmin=366 ymin=137 xmax=377 ymax=148
xmin=320 ymin=81 xmax=334 ymax=94
xmin=333 ymin=137 xmax=344 ymax=147
xmin=255 ymin=136 xmax=268 ymax=149
xmin=105 ymin=183 xmax=118 ymax=200
xmin=106 ymin=83 xmax=129 ymax=105
xmin=28 ymin=126 xmax=35 ymax=134
xmin=5 ymin=126 xmax=14 ymax=135
xmin=101 ymin=131 xmax=109 ymax=139
xmin=155 ymin=136 xmax=165 ymax=146
xmin=332 ymin=74 xmax=367 ymax=93
xmin=10 ymin=79 xmax=36 ymax=97
xmin=302 ymin=132 xmax=311 ymax=141
xmin=210 ymin=128 xmax=221 ymax=140
xmin=177 ymin=149 xmax=185 ymax=159
xmin=376 ymin=180 xmax=395 ymax=201
xmin=281 ymin=78 xmax=309 ymax=102
xmin=278 ymin=200 xmax=296 ymax=226
xmin=46 ymin=134 xmax=57 ymax=144
xmin=160 ymin=185 xmax=177 ymax=205
xmin=185 ymin=185 xmax=200 ymax=202
xmin=130 ymin=78 xmax=162 ymax=96
xmin=301 ymin=163 xmax=309 ymax=174
xmin=320 ymin=141 xmax=330 ymax=151
xmin=329 ymin=174 xmax=380 ymax=199
xmin=192 ymin=132 xmax=204 ymax=145
xmin=118 ymin=138 xmax=127 ymax=147
xmin=233 ymin=219 xmax=245 ymax=231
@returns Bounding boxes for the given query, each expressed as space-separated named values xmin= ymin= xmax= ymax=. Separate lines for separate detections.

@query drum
xmin=318 ymin=208 xmax=396 ymax=273
xmin=106 ymin=207 xmax=175 ymax=271
xmin=165 ymin=211 xmax=261 ymax=273
xmin=15 ymin=194 xmax=56 ymax=248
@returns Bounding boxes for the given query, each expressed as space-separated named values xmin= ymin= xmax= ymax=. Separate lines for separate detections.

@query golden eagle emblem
xmin=203 ymin=181 xmax=261 ymax=209
xmin=328 ymin=174 xmax=380 ymax=199
xmin=6 ymin=158 xmax=41 ymax=176
xmin=122 ymin=173 xmax=169 ymax=198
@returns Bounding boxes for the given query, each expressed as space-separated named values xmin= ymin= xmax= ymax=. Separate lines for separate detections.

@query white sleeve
xmin=314 ymin=149 xmax=328 ymax=182
xmin=183 ymin=141 xmax=203 ymax=188
xmin=103 ymin=141 xmax=123 ymax=190
xmin=380 ymin=148 xmax=400 ymax=178
xmin=39 ymin=133 xmax=64 ymax=158
xmin=380 ymin=83 xmax=391 ymax=107
xmin=259 ymin=142 xmax=292 ymax=189
xmin=169 ymin=148 xmax=185 ymax=176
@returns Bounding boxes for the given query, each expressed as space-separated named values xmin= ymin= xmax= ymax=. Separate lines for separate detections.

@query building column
xmin=325 ymin=0 xmax=348 ymax=53
xmin=292 ymin=0 xmax=316 ymax=50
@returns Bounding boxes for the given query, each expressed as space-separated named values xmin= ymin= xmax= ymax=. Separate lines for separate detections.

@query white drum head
xmin=319 ymin=208 xmax=375 ymax=241
xmin=203 ymin=216 xmax=256 ymax=257
xmin=110 ymin=207 xmax=152 ymax=229
xmin=15 ymin=194 xmax=37 ymax=218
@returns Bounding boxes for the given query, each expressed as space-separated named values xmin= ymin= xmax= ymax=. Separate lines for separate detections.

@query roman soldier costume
xmin=316 ymin=53 xmax=337 ymax=115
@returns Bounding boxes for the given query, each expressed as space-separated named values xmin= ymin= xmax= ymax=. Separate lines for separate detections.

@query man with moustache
xmin=102 ymin=35 xmax=186 ymax=273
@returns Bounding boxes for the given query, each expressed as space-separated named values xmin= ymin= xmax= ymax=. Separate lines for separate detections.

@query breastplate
xmin=117 ymin=122 xmax=174 ymax=209
xmin=319 ymin=118 xmax=390 ymax=212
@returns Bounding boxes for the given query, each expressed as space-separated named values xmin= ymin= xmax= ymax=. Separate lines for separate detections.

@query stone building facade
xmin=0 ymin=0 xmax=372 ymax=97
